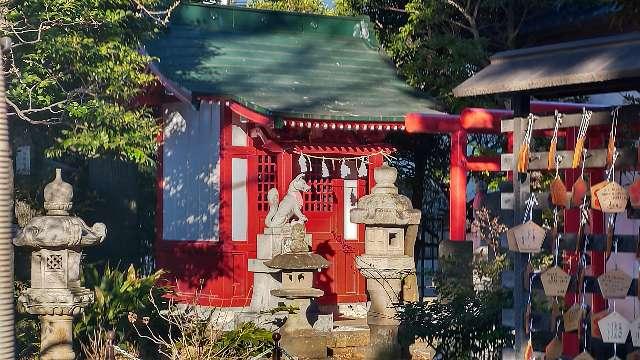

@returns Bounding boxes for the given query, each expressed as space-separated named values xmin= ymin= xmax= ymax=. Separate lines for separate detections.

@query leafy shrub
xmin=129 ymin=289 xmax=274 ymax=359
xmin=398 ymin=284 xmax=512 ymax=358
xmin=76 ymin=264 xmax=167 ymax=354
xmin=397 ymin=208 xmax=512 ymax=358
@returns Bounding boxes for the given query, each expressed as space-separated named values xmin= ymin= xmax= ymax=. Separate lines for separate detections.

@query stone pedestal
xmin=40 ymin=315 xmax=75 ymax=360
xmin=248 ymin=229 xmax=314 ymax=313
xmin=358 ymin=258 xmax=414 ymax=357
xmin=248 ymin=232 xmax=285 ymax=312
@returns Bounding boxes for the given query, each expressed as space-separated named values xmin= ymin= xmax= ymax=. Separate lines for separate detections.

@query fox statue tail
xmin=264 ymin=188 xmax=279 ymax=227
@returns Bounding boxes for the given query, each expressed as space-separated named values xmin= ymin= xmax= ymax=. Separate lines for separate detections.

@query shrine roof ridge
xmin=146 ymin=3 xmax=441 ymax=122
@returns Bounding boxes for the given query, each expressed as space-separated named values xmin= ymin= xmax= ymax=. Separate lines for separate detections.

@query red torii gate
xmin=406 ymin=100 xmax=612 ymax=356
xmin=404 ymin=101 xmax=605 ymax=242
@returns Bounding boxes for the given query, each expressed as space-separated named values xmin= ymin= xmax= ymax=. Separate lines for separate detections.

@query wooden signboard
xmin=574 ymin=351 xmax=595 ymax=360
xmin=564 ymin=303 xmax=585 ymax=332
xmin=598 ymin=311 xmax=630 ymax=344
xmin=544 ymin=337 xmax=562 ymax=360
xmin=541 ymin=266 xmax=571 ymax=297
xmin=630 ymin=318 xmax=640 ymax=347
xmin=506 ymin=221 xmax=545 ymax=253
xmin=598 ymin=269 xmax=632 ymax=299
xmin=596 ymin=182 xmax=629 ymax=213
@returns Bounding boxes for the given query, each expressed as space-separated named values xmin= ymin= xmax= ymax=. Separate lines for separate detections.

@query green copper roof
xmin=146 ymin=4 xmax=441 ymax=122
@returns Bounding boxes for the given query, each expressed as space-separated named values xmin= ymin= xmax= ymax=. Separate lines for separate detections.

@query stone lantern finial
xmin=371 ymin=162 xmax=398 ymax=194
xmin=43 ymin=168 xmax=73 ymax=215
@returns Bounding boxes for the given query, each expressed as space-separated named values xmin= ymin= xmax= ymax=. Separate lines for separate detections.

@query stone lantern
xmin=350 ymin=163 xmax=421 ymax=356
xmin=14 ymin=169 xmax=107 ymax=360
xmin=265 ymin=222 xmax=330 ymax=359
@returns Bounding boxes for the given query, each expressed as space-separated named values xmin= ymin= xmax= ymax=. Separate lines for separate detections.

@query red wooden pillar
xmin=563 ymin=127 xmax=580 ymax=357
xmin=587 ymin=133 xmax=606 ymax=316
xmin=277 ymin=151 xmax=293 ymax=195
xmin=450 ymin=129 xmax=467 ymax=241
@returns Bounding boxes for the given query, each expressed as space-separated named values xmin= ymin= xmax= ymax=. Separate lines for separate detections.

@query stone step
xmin=329 ymin=345 xmax=369 ymax=360
xmin=329 ymin=325 xmax=370 ymax=349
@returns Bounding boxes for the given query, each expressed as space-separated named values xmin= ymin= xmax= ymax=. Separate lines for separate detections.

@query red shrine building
xmin=145 ymin=3 xmax=440 ymax=308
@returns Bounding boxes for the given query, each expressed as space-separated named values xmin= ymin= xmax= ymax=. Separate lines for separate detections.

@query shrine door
xmin=302 ymin=165 xmax=367 ymax=304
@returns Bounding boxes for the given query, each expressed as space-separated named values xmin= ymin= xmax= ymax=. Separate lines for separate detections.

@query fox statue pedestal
xmin=248 ymin=228 xmax=284 ymax=313
xmin=247 ymin=174 xmax=312 ymax=318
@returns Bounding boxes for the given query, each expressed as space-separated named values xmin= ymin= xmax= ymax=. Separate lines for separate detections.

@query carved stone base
xmin=248 ymin=268 xmax=282 ymax=312
xmin=40 ymin=315 xmax=75 ymax=360
xmin=18 ymin=287 xmax=93 ymax=315
xmin=281 ymin=298 xmax=313 ymax=332
xmin=367 ymin=324 xmax=400 ymax=360
xmin=280 ymin=328 xmax=328 ymax=359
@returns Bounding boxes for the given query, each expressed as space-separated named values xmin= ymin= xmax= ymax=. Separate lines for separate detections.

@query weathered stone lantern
xmin=350 ymin=163 xmax=421 ymax=356
xmin=265 ymin=222 xmax=330 ymax=359
xmin=14 ymin=169 xmax=107 ymax=360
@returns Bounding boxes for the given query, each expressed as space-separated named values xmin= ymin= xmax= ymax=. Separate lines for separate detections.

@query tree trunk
xmin=0 ymin=43 xmax=15 ymax=358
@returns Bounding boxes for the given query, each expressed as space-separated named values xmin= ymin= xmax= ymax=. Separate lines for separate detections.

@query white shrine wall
xmin=162 ymin=101 xmax=221 ymax=241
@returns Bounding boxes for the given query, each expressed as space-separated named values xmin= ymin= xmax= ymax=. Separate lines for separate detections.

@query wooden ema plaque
xmin=598 ymin=311 xmax=630 ymax=344
xmin=507 ymin=229 xmax=519 ymax=252
xmin=628 ymin=350 xmax=640 ymax=360
xmin=629 ymin=178 xmax=640 ymax=208
xmin=550 ymin=177 xmax=569 ymax=208
xmin=506 ymin=221 xmax=545 ymax=253
xmin=631 ymin=318 xmax=640 ymax=347
xmin=596 ymin=181 xmax=629 ymax=213
xmin=591 ymin=180 xmax=609 ymax=210
xmin=544 ymin=337 xmax=562 ymax=360
xmin=541 ymin=266 xmax=571 ymax=297
xmin=598 ymin=269 xmax=632 ymax=299
xmin=563 ymin=303 xmax=584 ymax=332
xmin=574 ymin=351 xmax=595 ymax=360
xmin=591 ymin=310 xmax=610 ymax=338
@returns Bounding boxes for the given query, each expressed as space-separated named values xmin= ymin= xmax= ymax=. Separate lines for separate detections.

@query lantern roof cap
xmin=350 ymin=164 xmax=421 ymax=225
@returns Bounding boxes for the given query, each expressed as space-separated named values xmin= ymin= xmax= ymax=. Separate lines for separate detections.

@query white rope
xmin=551 ymin=110 xmax=562 ymax=145
xmin=522 ymin=193 xmax=538 ymax=223
xmin=578 ymin=108 xmax=592 ymax=139
xmin=293 ymin=149 xmax=396 ymax=162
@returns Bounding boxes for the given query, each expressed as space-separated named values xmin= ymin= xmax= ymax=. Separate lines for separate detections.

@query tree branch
xmin=6 ymin=97 xmax=65 ymax=125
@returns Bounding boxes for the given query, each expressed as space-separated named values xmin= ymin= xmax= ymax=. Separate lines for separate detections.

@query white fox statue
xmin=264 ymin=173 xmax=311 ymax=228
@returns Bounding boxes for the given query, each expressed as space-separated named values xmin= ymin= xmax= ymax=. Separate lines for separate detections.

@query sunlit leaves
xmin=6 ymin=0 xmax=167 ymax=167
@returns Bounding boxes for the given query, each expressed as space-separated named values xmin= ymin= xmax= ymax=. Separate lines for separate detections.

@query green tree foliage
xmin=4 ymin=0 xmax=174 ymax=167
xmin=249 ymin=0 xmax=331 ymax=14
